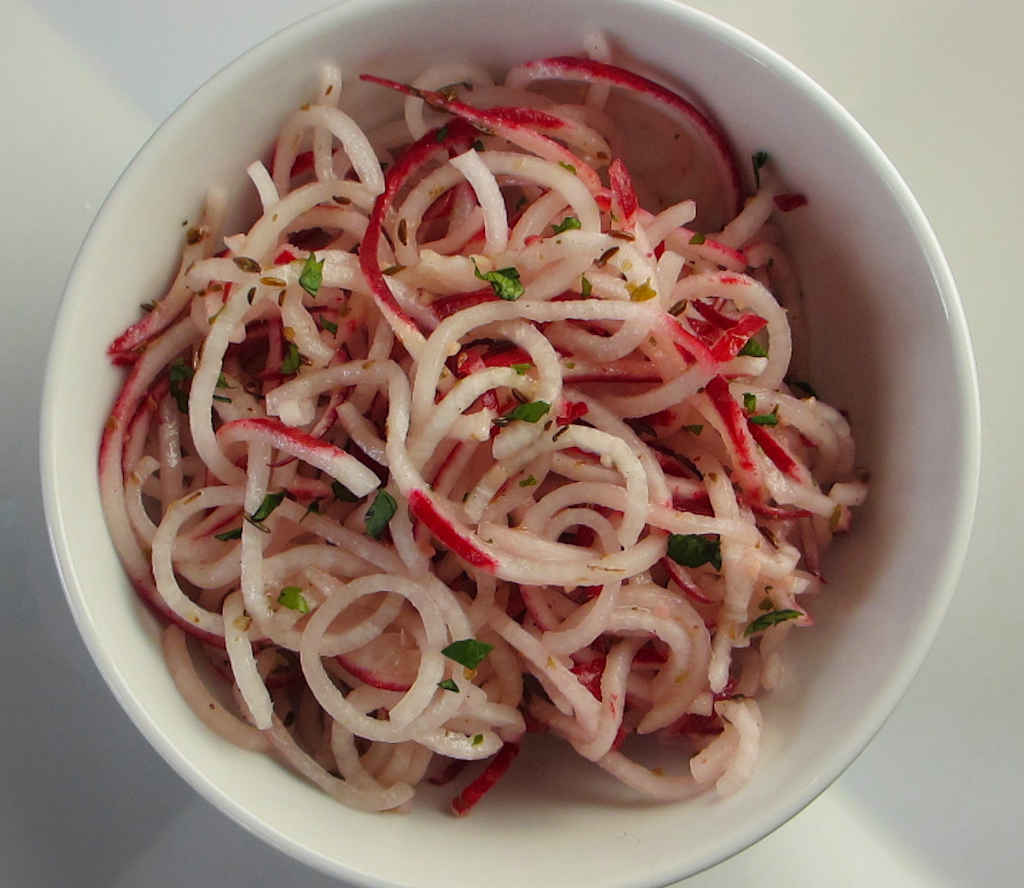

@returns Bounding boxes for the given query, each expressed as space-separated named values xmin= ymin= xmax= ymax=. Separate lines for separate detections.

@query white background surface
xmin=2 ymin=0 xmax=1019 ymax=885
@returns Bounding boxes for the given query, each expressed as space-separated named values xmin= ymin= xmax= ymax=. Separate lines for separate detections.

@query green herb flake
xmin=743 ymin=392 xmax=757 ymax=412
xmin=519 ymin=475 xmax=538 ymax=488
xmin=212 ymin=394 xmax=232 ymax=403
xmin=749 ymin=413 xmax=779 ymax=426
xmin=437 ymin=678 xmax=459 ymax=692
xmin=364 ymin=490 xmax=397 ymax=539
xmin=281 ymin=342 xmax=302 ymax=375
xmin=752 ymin=150 xmax=770 ymax=189
xmin=331 ymin=481 xmax=360 ymax=502
xmin=494 ymin=400 xmax=550 ymax=426
xmin=688 ymin=232 xmax=707 ymax=245
xmin=250 ymin=491 xmax=286 ymax=524
xmin=745 ymin=608 xmax=802 ymax=636
xmin=472 ymin=733 xmax=484 ymax=746
xmin=300 ymin=500 xmax=321 ymax=523
xmin=278 ymin=586 xmax=310 ymax=614
xmin=684 ymin=424 xmax=704 ymax=435
xmin=216 ymin=373 xmax=231 ymax=389
xmin=789 ymin=379 xmax=818 ymax=399
xmin=435 ymin=124 xmax=450 ymax=142
xmin=511 ymin=363 xmax=533 ymax=375
xmin=299 ymin=251 xmax=325 ymax=297
xmin=552 ymin=215 xmax=582 ymax=234
xmin=233 ymin=256 xmax=261 ymax=273
xmin=473 ymin=261 xmax=524 ymax=301
xmin=739 ymin=338 xmax=768 ymax=357
xmin=472 ymin=139 xmax=485 ymax=151
xmin=214 ymin=527 xmax=242 ymax=541
xmin=441 ymin=638 xmax=494 ymax=670
xmin=168 ymin=359 xmax=194 ymax=413
xmin=667 ymin=533 xmax=723 ymax=571
xmin=381 ymin=264 xmax=405 ymax=276
xmin=321 ymin=319 xmax=338 ymax=335
xmin=627 ymin=279 xmax=657 ymax=302
xmin=558 ymin=161 xmax=577 ymax=175
xmin=580 ymin=275 xmax=592 ymax=298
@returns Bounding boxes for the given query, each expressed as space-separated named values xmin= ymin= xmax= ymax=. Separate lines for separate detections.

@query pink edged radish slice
xmin=505 ymin=57 xmax=742 ymax=229
xmin=337 ymin=631 xmax=421 ymax=692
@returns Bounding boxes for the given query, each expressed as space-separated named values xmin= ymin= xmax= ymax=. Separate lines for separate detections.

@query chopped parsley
xmin=739 ymin=338 xmax=768 ymax=357
xmin=494 ymin=400 xmax=550 ymax=426
xmin=299 ymin=251 xmax=325 ymax=297
xmin=552 ymin=215 xmax=582 ymax=234
xmin=233 ymin=256 xmax=261 ymax=273
xmin=580 ymin=275 xmax=592 ymax=298
xmin=277 ymin=586 xmax=311 ymax=614
xmin=280 ymin=342 xmax=302 ymax=374
xmin=743 ymin=392 xmax=758 ymax=412
xmin=789 ymin=379 xmax=818 ymax=399
xmin=364 ymin=490 xmax=397 ymax=538
xmin=435 ymin=124 xmax=450 ymax=142
xmin=320 ymin=318 xmax=338 ymax=335
xmin=627 ymin=279 xmax=657 ymax=302
xmin=472 ymin=139 xmax=485 ymax=151
xmin=472 ymin=733 xmax=484 ymax=746
xmin=688 ymin=232 xmax=706 ymax=245
xmin=250 ymin=493 xmax=288 ymax=528
xmin=437 ymin=678 xmax=459 ymax=692
xmin=519 ymin=475 xmax=538 ymax=487
xmin=752 ymin=150 xmax=770 ymax=189
xmin=667 ymin=533 xmax=722 ymax=571
xmin=748 ymin=412 xmax=779 ymax=426
xmin=745 ymin=609 xmax=802 ymax=636
xmin=558 ymin=161 xmax=577 ymax=175
xmin=214 ymin=527 xmax=242 ymax=541
xmin=300 ymin=500 xmax=321 ymax=522
xmin=441 ymin=638 xmax=494 ymax=670
xmin=511 ymin=363 xmax=532 ymax=375
xmin=473 ymin=261 xmax=524 ymax=301
xmin=168 ymin=359 xmax=193 ymax=413
xmin=212 ymin=394 xmax=231 ymax=403
xmin=684 ymin=424 xmax=704 ymax=435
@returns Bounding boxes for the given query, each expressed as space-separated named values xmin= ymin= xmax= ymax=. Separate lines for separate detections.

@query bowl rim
xmin=39 ymin=0 xmax=982 ymax=884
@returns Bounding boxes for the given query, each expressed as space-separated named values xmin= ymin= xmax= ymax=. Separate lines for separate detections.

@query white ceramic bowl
xmin=40 ymin=0 xmax=980 ymax=885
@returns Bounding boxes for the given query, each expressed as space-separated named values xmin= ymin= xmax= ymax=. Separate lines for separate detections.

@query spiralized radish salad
xmin=99 ymin=34 xmax=867 ymax=816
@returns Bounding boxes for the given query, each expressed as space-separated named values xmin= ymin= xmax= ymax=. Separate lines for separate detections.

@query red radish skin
xmin=359 ymin=119 xmax=477 ymax=350
xmin=704 ymin=375 xmax=761 ymax=497
xmin=747 ymin=421 xmax=804 ymax=481
xmin=773 ymin=193 xmax=808 ymax=212
xmin=556 ymin=400 xmax=589 ymax=426
xmin=336 ymin=632 xmax=420 ymax=692
xmin=571 ymin=656 xmax=606 ymax=700
xmin=359 ymin=74 xmax=602 ymax=193
xmin=661 ymin=557 xmax=715 ymax=605
xmin=608 ymin=158 xmax=639 ymax=231
xmin=507 ymin=56 xmax=742 ymax=219
xmin=407 ymin=490 xmax=498 ymax=570
xmin=217 ymin=417 xmax=380 ymax=493
xmin=450 ymin=742 xmax=520 ymax=816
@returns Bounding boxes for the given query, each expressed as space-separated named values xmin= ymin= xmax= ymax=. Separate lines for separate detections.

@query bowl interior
xmin=41 ymin=0 xmax=979 ymax=886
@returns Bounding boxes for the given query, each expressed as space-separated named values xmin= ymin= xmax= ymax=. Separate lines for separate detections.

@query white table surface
xmin=3 ymin=0 xmax=1019 ymax=884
